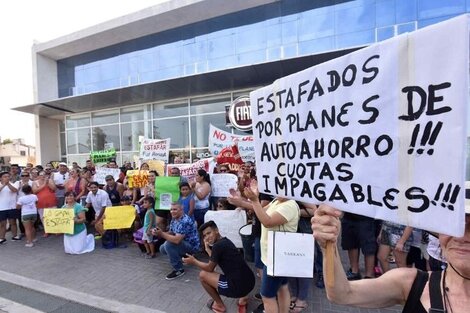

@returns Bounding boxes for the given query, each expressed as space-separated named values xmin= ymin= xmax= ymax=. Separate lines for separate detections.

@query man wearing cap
xmin=52 ymin=162 xmax=70 ymax=208
xmin=104 ymin=175 xmax=124 ymax=206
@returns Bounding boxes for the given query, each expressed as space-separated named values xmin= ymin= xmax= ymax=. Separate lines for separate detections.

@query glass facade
xmin=58 ymin=0 xmax=470 ymax=168
xmin=57 ymin=0 xmax=470 ymax=98
xmin=63 ymin=91 xmax=251 ymax=165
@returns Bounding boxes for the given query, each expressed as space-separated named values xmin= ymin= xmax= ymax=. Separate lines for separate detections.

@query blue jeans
xmin=160 ymin=240 xmax=195 ymax=271
xmin=193 ymin=209 xmax=208 ymax=228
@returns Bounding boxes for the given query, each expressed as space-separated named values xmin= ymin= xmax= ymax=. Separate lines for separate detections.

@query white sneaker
xmin=32 ymin=238 xmax=38 ymax=243
xmin=25 ymin=243 xmax=34 ymax=248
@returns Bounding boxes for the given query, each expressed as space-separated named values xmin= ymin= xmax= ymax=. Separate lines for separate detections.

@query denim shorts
xmin=21 ymin=214 xmax=37 ymax=223
xmin=261 ymin=265 xmax=288 ymax=298
xmin=380 ymin=223 xmax=412 ymax=253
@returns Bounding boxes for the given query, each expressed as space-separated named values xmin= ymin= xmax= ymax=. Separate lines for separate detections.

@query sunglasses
xmin=21 ymin=175 xmax=29 ymax=177
xmin=219 ymin=170 xmax=227 ymax=173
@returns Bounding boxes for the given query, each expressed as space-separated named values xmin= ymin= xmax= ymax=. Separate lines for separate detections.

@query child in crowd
xmin=16 ymin=185 xmax=38 ymax=247
xmin=120 ymin=195 xmax=141 ymax=229
xmin=178 ymin=182 xmax=194 ymax=220
xmin=142 ymin=197 xmax=156 ymax=259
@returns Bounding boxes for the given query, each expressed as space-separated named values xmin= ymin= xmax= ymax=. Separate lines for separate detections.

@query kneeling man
xmin=183 ymin=221 xmax=255 ymax=313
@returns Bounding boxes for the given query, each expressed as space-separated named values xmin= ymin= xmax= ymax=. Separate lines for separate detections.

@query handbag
xmin=267 ymin=229 xmax=315 ymax=278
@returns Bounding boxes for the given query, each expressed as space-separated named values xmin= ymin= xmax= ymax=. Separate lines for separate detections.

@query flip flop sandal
xmin=206 ymin=299 xmax=225 ymax=313
xmin=237 ymin=303 xmax=247 ymax=313
xmin=290 ymin=304 xmax=308 ymax=313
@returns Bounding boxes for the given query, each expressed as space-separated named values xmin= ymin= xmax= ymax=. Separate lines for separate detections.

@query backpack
xmin=101 ymin=230 xmax=119 ymax=249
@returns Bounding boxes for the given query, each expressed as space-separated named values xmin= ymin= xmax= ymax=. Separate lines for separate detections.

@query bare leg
xmin=378 ymin=244 xmax=391 ymax=273
xmin=24 ymin=221 xmax=33 ymax=244
xmin=199 ymin=271 xmax=226 ymax=312
xmin=364 ymin=254 xmax=376 ymax=277
xmin=277 ymin=284 xmax=290 ymax=313
xmin=8 ymin=219 xmax=18 ymax=237
xmin=347 ymin=248 xmax=360 ymax=273
xmin=0 ymin=220 xmax=6 ymax=239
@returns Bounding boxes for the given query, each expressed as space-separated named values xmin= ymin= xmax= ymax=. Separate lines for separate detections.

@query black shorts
xmin=218 ymin=274 xmax=253 ymax=298
xmin=0 ymin=209 xmax=20 ymax=221
xmin=341 ymin=217 xmax=377 ymax=255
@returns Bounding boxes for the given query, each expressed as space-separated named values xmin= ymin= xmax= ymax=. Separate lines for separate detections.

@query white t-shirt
xmin=86 ymin=189 xmax=111 ymax=217
xmin=17 ymin=194 xmax=38 ymax=216
xmin=0 ymin=181 xmax=20 ymax=211
xmin=53 ymin=172 xmax=70 ymax=197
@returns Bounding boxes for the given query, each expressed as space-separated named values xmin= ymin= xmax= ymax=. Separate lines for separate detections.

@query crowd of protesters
xmin=0 ymin=160 xmax=449 ymax=313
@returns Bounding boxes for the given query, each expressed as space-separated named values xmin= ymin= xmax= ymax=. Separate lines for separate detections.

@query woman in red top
xmin=32 ymin=170 xmax=57 ymax=237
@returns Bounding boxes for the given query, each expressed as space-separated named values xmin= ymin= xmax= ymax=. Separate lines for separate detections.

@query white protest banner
xmin=167 ymin=158 xmax=213 ymax=181
xmin=204 ymin=210 xmax=247 ymax=248
xmin=211 ymin=173 xmax=239 ymax=197
xmin=208 ymin=125 xmax=255 ymax=162
xmin=94 ymin=167 xmax=121 ymax=185
xmin=250 ymin=15 xmax=468 ymax=236
xmin=139 ymin=138 xmax=170 ymax=162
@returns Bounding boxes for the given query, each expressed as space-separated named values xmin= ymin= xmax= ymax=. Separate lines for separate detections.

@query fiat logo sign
xmin=229 ymin=96 xmax=252 ymax=131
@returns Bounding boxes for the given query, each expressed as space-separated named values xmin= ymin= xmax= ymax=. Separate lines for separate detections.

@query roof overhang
xmin=15 ymin=48 xmax=361 ymax=118
xmin=34 ymin=0 xmax=280 ymax=60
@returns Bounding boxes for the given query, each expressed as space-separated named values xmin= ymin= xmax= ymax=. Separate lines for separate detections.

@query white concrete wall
xmin=32 ymin=52 xmax=58 ymax=102
xmin=35 ymin=116 xmax=60 ymax=165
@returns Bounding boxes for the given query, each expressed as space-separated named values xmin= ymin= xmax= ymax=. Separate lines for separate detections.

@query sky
xmin=0 ymin=0 xmax=167 ymax=146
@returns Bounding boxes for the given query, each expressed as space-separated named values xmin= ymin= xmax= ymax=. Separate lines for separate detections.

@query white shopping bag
xmin=267 ymin=231 xmax=314 ymax=278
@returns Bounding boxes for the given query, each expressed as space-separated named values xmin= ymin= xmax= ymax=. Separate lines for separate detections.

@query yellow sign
xmin=126 ymin=170 xmax=149 ymax=188
xmin=147 ymin=160 xmax=165 ymax=177
xmin=43 ymin=208 xmax=74 ymax=234
xmin=103 ymin=206 xmax=136 ymax=230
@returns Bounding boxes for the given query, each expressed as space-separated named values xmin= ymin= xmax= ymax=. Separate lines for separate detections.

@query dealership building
xmin=14 ymin=0 xmax=470 ymax=166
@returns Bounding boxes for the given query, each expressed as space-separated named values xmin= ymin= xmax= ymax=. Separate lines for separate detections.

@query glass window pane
xmin=121 ymin=152 xmax=138 ymax=167
xmin=66 ymin=114 xmax=90 ymax=128
xmin=92 ymin=110 xmax=119 ymax=126
xmin=121 ymin=106 xmax=144 ymax=122
xmin=153 ymin=118 xmax=189 ymax=149
xmin=190 ymin=95 xmax=230 ymax=115
xmin=121 ymin=122 xmax=144 ymax=151
xmin=67 ymin=155 xmax=90 ymax=168
xmin=153 ymin=101 xmax=188 ymax=119
xmin=191 ymin=113 xmax=229 ymax=147
xmin=92 ymin=125 xmax=120 ymax=151
xmin=59 ymin=120 xmax=65 ymax=132
xmin=67 ymin=129 xmax=91 ymax=154
xmin=417 ymin=0 xmax=465 ymax=19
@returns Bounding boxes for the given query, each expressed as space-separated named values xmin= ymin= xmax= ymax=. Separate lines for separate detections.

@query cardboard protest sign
xmin=250 ymin=15 xmax=468 ymax=236
xmin=90 ymin=148 xmax=116 ymax=165
xmin=211 ymin=173 xmax=239 ymax=197
xmin=167 ymin=158 xmax=212 ymax=181
xmin=155 ymin=177 xmax=180 ymax=210
xmin=208 ymin=125 xmax=255 ymax=162
xmin=204 ymin=210 xmax=247 ymax=248
xmin=43 ymin=208 xmax=74 ymax=234
xmin=94 ymin=167 xmax=121 ymax=185
xmin=126 ymin=170 xmax=148 ymax=188
xmin=140 ymin=138 xmax=170 ymax=162
xmin=147 ymin=160 xmax=165 ymax=176
xmin=103 ymin=206 xmax=136 ymax=230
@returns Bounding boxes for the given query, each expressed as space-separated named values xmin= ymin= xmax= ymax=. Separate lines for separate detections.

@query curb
xmin=0 ymin=270 xmax=165 ymax=313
